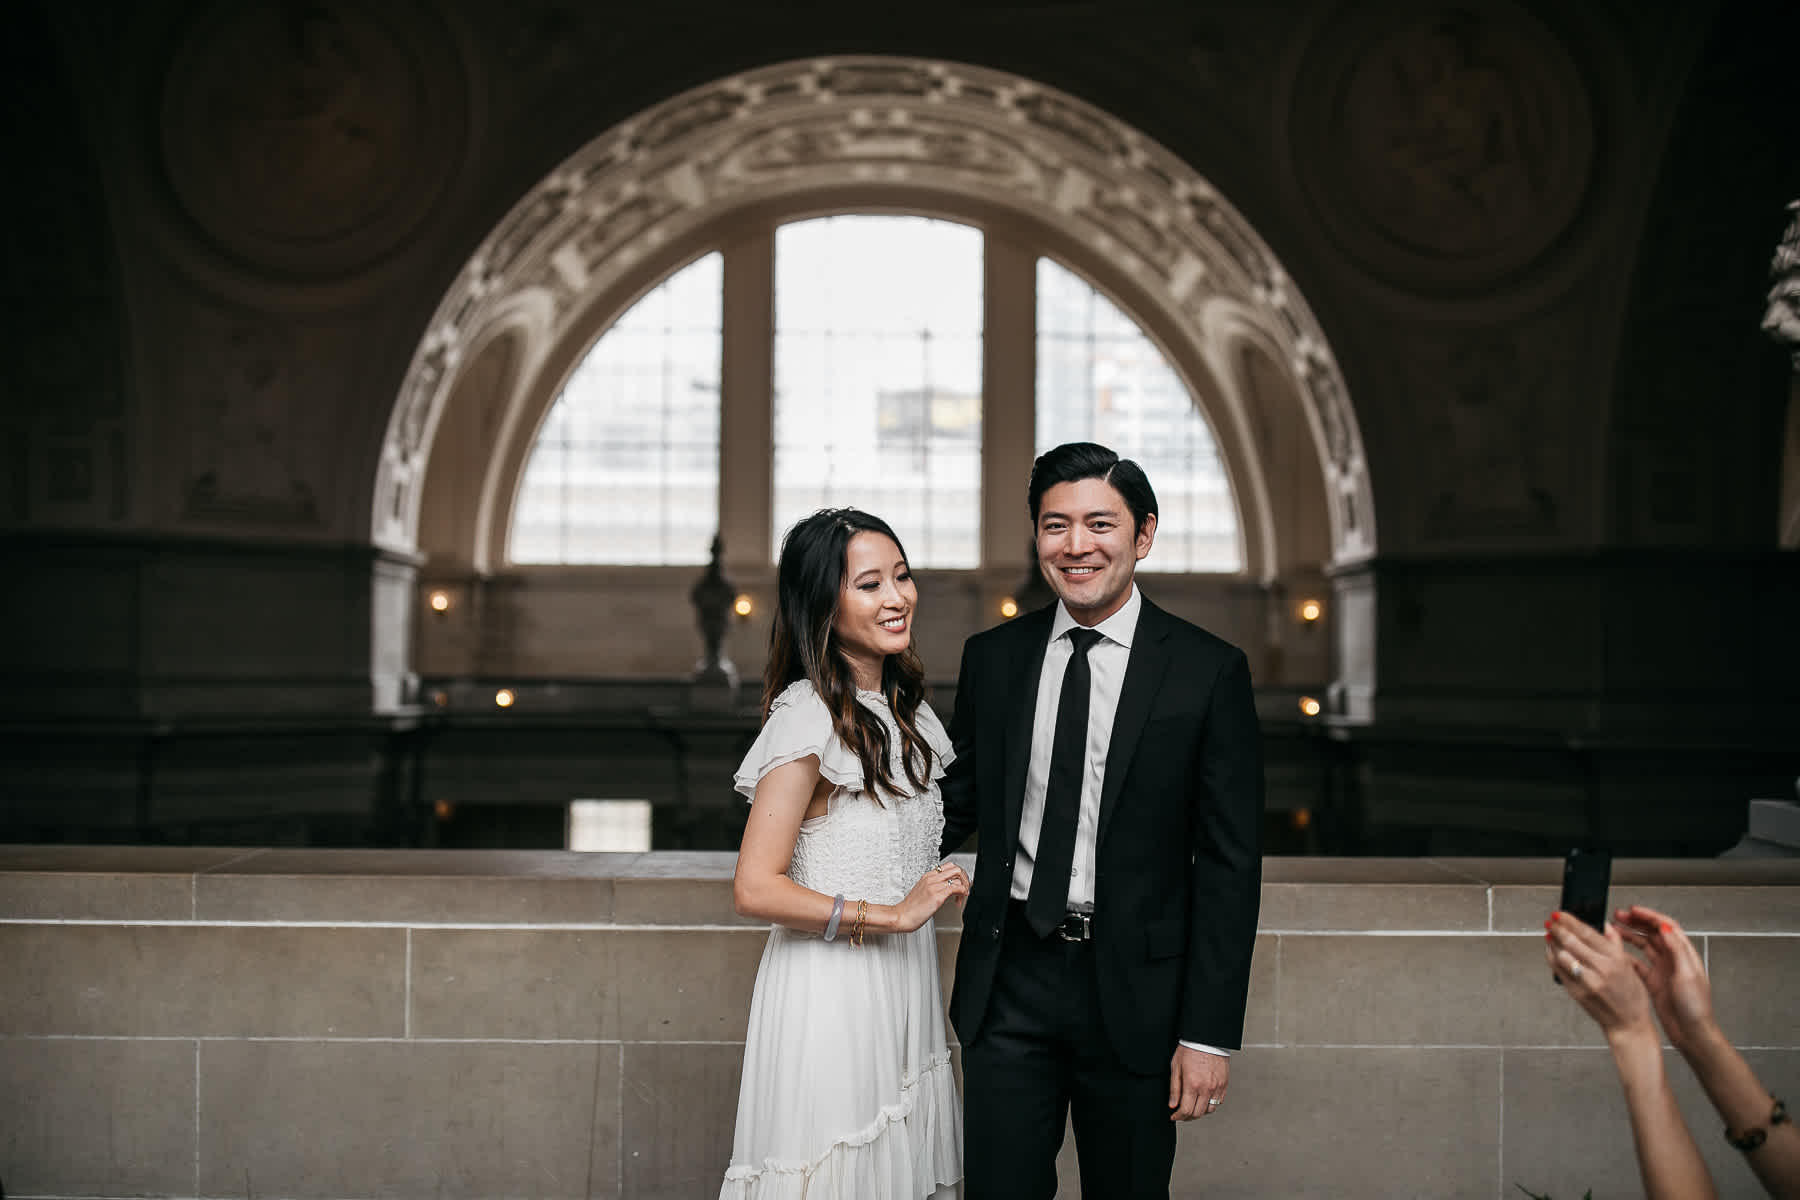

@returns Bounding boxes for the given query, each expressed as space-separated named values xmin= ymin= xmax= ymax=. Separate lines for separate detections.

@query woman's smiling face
xmin=832 ymin=531 xmax=916 ymax=686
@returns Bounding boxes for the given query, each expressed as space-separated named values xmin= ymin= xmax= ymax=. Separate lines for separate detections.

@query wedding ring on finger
xmin=1569 ymin=961 xmax=1584 ymax=982
xmin=1207 ymin=1099 xmax=1221 ymax=1108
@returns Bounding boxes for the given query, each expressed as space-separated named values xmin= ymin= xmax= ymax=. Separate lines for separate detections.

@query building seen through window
xmin=507 ymin=218 xmax=1239 ymax=572
xmin=512 ymin=253 xmax=723 ymax=564
xmin=773 ymin=215 xmax=984 ymax=567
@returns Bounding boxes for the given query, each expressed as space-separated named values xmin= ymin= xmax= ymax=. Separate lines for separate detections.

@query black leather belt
xmin=1010 ymin=900 xmax=1096 ymax=942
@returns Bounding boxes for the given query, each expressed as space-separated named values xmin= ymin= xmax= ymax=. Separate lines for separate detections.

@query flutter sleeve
xmin=732 ymin=680 xmax=865 ymax=801
xmin=915 ymin=699 xmax=956 ymax=782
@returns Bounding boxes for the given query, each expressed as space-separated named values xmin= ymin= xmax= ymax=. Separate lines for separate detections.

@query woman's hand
xmin=893 ymin=860 xmax=970 ymax=932
xmin=1614 ymin=904 xmax=1718 ymax=1053
xmin=1545 ymin=911 xmax=1658 ymax=1044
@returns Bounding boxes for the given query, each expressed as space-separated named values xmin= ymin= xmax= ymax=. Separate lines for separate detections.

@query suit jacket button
xmin=990 ymin=925 xmax=1001 ymax=939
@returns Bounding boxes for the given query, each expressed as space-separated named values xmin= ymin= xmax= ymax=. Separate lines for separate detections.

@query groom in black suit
xmin=940 ymin=442 xmax=1263 ymax=1198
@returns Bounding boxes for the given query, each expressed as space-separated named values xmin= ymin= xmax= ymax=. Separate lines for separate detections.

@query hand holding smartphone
xmin=1559 ymin=847 xmax=1612 ymax=931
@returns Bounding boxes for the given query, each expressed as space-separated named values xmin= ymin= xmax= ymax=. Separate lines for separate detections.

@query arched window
xmin=1035 ymin=258 xmax=1241 ymax=572
xmin=505 ymin=221 xmax=1241 ymax=574
xmin=773 ymin=216 xmax=983 ymax=567
xmin=510 ymin=253 xmax=723 ymax=564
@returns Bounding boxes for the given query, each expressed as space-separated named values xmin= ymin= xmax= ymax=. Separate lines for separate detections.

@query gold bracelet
xmin=1726 ymin=1097 xmax=1788 ymax=1151
xmin=850 ymin=899 xmax=868 ymax=948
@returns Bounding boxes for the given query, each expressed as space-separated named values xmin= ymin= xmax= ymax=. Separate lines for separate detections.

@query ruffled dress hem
xmin=721 ymin=1054 xmax=960 ymax=1200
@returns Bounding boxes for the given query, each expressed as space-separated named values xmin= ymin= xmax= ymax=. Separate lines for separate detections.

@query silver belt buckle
xmin=1056 ymin=912 xmax=1092 ymax=942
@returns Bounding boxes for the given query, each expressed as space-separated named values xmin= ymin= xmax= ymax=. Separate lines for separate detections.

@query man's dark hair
xmin=1027 ymin=442 xmax=1159 ymax=536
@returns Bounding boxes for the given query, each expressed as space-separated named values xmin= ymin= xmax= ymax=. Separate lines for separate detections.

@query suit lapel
xmin=1096 ymin=597 xmax=1172 ymax=850
xmin=1001 ymin=607 xmax=1052 ymax=858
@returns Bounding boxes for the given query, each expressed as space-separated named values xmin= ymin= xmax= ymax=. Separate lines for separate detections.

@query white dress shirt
xmin=1010 ymin=584 xmax=1228 ymax=1060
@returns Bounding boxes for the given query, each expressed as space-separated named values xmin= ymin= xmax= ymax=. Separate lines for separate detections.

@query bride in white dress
xmin=721 ymin=508 xmax=968 ymax=1200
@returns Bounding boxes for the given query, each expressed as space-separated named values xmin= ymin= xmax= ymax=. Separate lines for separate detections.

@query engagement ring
xmin=1208 ymin=1099 xmax=1221 ymax=1107
xmin=1569 ymin=962 xmax=1583 ymax=981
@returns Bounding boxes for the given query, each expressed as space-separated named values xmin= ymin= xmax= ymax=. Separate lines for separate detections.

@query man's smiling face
xmin=1033 ymin=476 xmax=1156 ymax=626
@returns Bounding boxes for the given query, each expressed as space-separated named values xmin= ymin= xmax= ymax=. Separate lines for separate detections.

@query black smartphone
xmin=1560 ymin=847 xmax=1612 ymax=931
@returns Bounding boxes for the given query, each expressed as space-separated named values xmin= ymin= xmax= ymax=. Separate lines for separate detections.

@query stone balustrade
xmin=2 ymin=848 xmax=1797 ymax=1198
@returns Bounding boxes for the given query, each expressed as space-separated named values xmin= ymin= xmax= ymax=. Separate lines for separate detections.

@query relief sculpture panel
xmin=1406 ymin=325 xmax=1586 ymax=542
xmin=158 ymin=0 xmax=466 ymax=280
xmin=1291 ymin=3 xmax=1593 ymax=293
xmin=182 ymin=319 xmax=320 ymax=525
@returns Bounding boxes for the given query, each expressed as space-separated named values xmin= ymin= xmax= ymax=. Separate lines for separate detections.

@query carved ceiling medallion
xmin=159 ymin=0 xmax=465 ymax=279
xmin=1293 ymin=2 xmax=1593 ymax=291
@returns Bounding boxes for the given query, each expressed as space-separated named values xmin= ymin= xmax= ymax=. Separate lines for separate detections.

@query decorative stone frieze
xmin=377 ymin=56 xmax=1373 ymax=567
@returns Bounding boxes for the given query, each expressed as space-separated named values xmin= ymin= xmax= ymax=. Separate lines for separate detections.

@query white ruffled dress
xmin=721 ymin=680 xmax=962 ymax=1200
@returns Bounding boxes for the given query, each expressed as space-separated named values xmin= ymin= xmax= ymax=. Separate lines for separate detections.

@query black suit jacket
xmin=938 ymin=595 xmax=1263 ymax=1075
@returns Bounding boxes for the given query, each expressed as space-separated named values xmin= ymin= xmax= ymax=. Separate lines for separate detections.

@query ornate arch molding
xmin=378 ymin=57 xmax=1375 ymax=566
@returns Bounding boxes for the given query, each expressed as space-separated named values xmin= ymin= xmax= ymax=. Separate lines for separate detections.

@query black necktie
xmin=1027 ymin=627 xmax=1102 ymax=937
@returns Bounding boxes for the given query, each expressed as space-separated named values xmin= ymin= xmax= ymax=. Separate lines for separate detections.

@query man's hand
xmin=1168 ymin=1045 xmax=1229 ymax=1121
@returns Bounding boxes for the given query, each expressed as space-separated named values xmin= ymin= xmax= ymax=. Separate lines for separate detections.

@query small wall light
xmin=733 ymin=594 xmax=754 ymax=618
xmin=1000 ymin=597 xmax=1019 ymax=619
xmin=1298 ymin=695 xmax=1322 ymax=717
xmin=1291 ymin=807 xmax=1313 ymax=831
xmin=494 ymin=688 xmax=516 ymax=708
xmin=433 ymin=799 xmax=455 ymax=821
xmin=1298 ymin=599 xmax=1323 ymax=624
xmin=428 ymin=590 xmax=452 ymax=614
xmin=430 ymin=690 xmax=450 ymax=708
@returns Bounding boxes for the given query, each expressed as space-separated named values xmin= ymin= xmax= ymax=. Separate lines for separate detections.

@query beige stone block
xmin=411 ymin=928 xmax=619 ymax=1039
xmin=1707 ymin=935 xmax=1800 ymax=1047
xmin=0 ymin=843 xmax=255 ymax=873
xmin=1277 ymin=933 xmax=1598 ymax=1047
xmin=1504 ymin=1047 xmax=1799 ymax=1200
xmin=1493 ymin=881 xmax=1800 ymax=934
xmin=1261 ymin=859 xmax=1494 ymax=931
xmin=1263 ymin=857 xmax=1481 ymax=884
xmin=1501 ymin=1046 xmax=1666 ymax=1198
xmin=0 ymin=844 xmax=255 ymax=920
xmin=615 ymin=928 xmax=769 ymax=1041
xmin=1259 ymin=881 xmax=1490 ymax=931
xmin=621 ymin=1042 xmax=744 ymax=1200
xmin=1242 ymin=933 xmax=1279 ymax=1045
xmin=196 ymin=848 xmax=620 ymax=923
xmin=0 ymin=924 xmax=404 ymax=1036
xmin=0 ymin=1036 xmax=196 ymax=1196
xmin=0 ymin=872 xmax=193 ymax=920
xmin=1170 ymin=1045 xmax=1501 ymax=1197
xmin=613 ymin=875 xmax=757 ymax=926
xmin=199 ymin=1039 xmax=616 ymax=1198
xmin=1490 ymin=882 xmax=1598 ymax=931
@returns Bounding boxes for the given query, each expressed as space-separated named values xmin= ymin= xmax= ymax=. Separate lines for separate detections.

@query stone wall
xmin=3 ymin=848 xmax=1797 ymax=1198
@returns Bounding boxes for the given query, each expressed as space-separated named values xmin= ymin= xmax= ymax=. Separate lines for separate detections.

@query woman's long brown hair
xmin=762 ymin=508 xmax=935 ymax=799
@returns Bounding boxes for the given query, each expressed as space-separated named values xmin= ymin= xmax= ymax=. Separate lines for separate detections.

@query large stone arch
xmin=378 ymin=56 xmax=1374 ymax=574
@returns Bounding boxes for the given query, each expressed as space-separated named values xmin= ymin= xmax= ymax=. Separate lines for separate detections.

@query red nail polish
xmin=1661 ymin=922 xmax=1671 ymax=933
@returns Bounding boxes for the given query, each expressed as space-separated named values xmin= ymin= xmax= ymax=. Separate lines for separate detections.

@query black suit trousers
xmin=962 ymin=902 xmax=1177 ymax=1200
